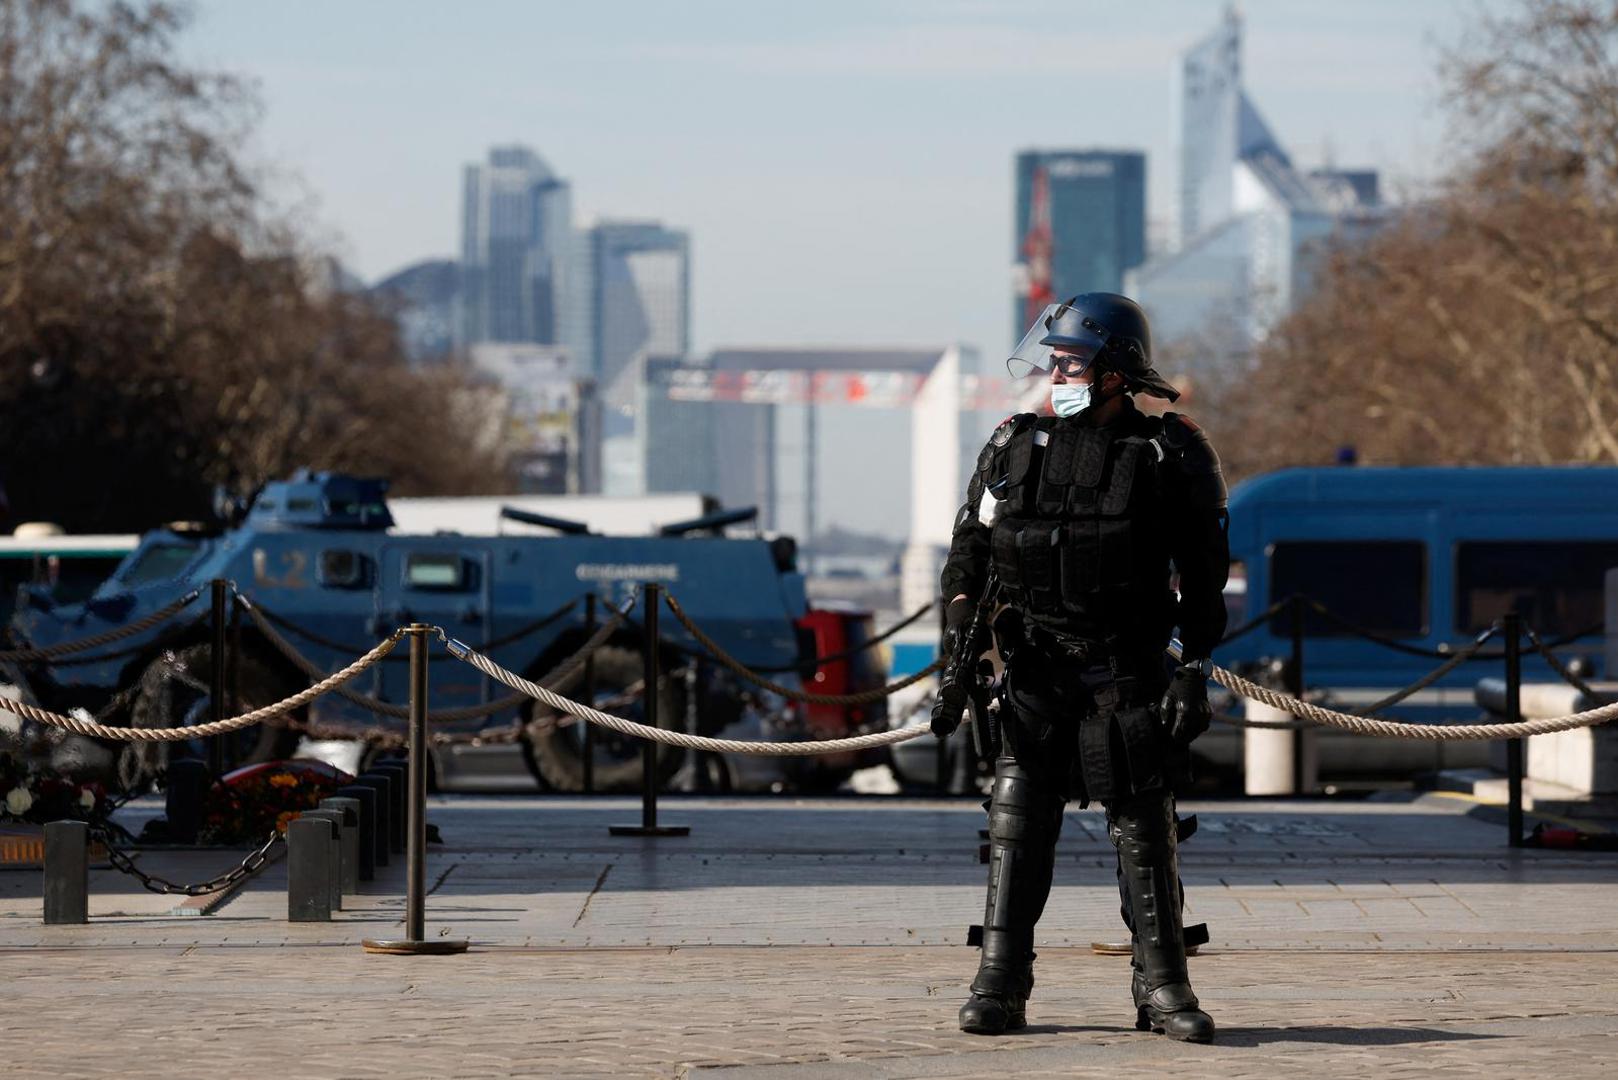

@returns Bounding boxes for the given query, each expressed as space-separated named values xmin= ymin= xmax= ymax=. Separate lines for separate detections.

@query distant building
xmin=1012 ymin=150 xmax=1147 ymax=340
xmin=1128 ymin=6 xmax=1385 ymax=372
xmin=459 ymin=146 xmax=572 ymax=349
xmin=565 ymin=220 xmax=690 ymax=495
xmin=468 ymin=343 xmax=598 ymax=494
xmin=371 ymin=258 xmax=458 ymax=363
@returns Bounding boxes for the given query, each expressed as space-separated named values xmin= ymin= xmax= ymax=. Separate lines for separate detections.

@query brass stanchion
xmin=610 ymin=584 xmax=688 ymax=837
xmin=208 ymin=579 xmax=228 ymax=778
xmin=363 ymin=625 xmax=468 ymax=955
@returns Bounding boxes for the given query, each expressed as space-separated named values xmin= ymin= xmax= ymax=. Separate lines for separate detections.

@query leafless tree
xmin=0 ymin=0 xmax=510 ymax=532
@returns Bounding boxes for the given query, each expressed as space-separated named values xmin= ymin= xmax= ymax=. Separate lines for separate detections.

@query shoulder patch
xmin=990 ymin=412 xmax=1034 ymax=448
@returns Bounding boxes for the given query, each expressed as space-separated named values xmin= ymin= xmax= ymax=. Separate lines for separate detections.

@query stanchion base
xmin=1090 ymin=940 xmax=1199 ymax=957
xmin=361 ymin=938 xmax=470 ymax=955
xmin=608 ymin=825 xmax=691 ymax=837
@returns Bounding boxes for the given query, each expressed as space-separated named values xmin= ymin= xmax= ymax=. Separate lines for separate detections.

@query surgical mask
xmin=1050 ymin=383 xmax=1091 ymax=418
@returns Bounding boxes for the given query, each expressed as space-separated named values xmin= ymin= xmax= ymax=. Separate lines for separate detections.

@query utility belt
xmin=995 ymin=608 xmax=1114 ymax=671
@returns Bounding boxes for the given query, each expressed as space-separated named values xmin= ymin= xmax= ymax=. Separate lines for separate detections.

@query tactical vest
xmin=985 ymin=418 xmax=1173 ymax=635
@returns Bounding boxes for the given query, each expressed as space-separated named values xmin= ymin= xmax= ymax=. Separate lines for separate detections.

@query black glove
xmin=1159 ymin=662 xmax=1213 ymax=746
xmin=941 ymin=596 xmax=974 ymax=662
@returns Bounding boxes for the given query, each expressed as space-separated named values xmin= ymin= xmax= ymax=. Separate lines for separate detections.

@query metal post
xmin=227 ymin=594 xmax=244 ymax=770
xmin=287 ymin=816 xmax=335 ymax=922
xmin=610 ymin=584 xmax=688 ymax=837
xmin=1288 ymin=595 xmax=1306 ymax=794
xmin=1505 ymin=612 xmax=1525 ymax=848
xmin=583 ymin=593 xmax=596 ymax=795
xmin=208 ymin=579 xmax=228 ymax=778
xmin=362 ymin=626 xmax=467 ymax=954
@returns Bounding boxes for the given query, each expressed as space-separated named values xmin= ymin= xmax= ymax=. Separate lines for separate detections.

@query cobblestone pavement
xmin=2 ymin=793 xmax=1616 ymax=1077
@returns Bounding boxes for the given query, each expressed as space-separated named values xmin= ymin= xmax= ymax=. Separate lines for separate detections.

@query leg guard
xmin=960 ymin=753 xmax=1064 ymax=1035
xmin=1108 ymin=793 xmax=1215 ymax=1044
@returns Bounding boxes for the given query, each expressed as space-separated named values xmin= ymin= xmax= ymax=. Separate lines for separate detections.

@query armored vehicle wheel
xmin=122 ymin=644 xmax=302 ymax=788
xmin=524 ymin=644 xmax=684 ymax=792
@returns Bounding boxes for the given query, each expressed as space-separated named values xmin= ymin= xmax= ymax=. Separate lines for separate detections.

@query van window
xmin=1269 ymin=541 xmax=1426 ymax=637
xmin=1455 ymin=541 xmax=1618 ymax=636
xmin=404 ymin=553 xmax=465 ymax=590
xmin=120 ymin=544 xmax=198 ymax=587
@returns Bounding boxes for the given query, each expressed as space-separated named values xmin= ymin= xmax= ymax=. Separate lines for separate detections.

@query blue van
xmin=1212 ymin=467 xmax=1618 ymax=773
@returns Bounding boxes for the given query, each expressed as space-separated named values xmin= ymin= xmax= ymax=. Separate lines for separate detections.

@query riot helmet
xmin=1008 ymin=292 xmax=1180 ymax=401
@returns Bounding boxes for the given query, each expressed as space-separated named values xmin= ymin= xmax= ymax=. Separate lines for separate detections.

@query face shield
xmin=1006 ymin=302 xmax=1110 ymax=379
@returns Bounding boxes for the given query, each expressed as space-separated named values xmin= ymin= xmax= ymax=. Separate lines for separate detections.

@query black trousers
xmin=969 ymin=649 xmax=1198 ymax=1002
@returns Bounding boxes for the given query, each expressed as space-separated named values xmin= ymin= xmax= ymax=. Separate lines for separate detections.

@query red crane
xmin=1020 ymin=164 xmax=1055 ymax=326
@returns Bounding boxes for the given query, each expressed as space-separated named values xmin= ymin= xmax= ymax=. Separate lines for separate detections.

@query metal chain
xmin=661 ymin=591 xmax=944 ymax=705
xmin=92 ymin=827 xmax=283 ymax=896
xmin=0 ymin=589 xmax=204 ymax=662
xmin=1523 ymin=624 xmax=1611 ymax=706
xmin=247 ymin=593 xmax=580 ymax=659
xmin=1347 ymin=624 xmax=1501 ymax=716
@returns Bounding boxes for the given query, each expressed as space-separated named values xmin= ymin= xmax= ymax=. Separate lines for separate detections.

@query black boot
xmin=959 ymin=755 xmax=1063 ymax=1035
xmin=1109 ymin=794 xmax=1215 ymax=1044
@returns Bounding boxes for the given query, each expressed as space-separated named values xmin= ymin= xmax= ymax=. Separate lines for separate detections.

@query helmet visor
xmin=1006 ymin=302 xmax=1109 ymax=379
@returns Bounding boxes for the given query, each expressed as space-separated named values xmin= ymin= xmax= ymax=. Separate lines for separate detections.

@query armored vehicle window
xmin=1268 ymin=541 xmax=1426 ymax=638
xmin=1455 ymin=541 xmax=1618 ymax=637
xmin=319 ymin=549 xmax=368 ymax=588
xmin=287 ymin=498 xmax=316 ymax=513
xmin=121 ymin=544 xmax=198 ymax=586
xmin=404 ymin=553 xmax=465 ymax=590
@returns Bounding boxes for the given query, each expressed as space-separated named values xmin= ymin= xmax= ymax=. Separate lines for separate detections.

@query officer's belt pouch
xmin=1078 ymin=715 xmax=1115 ymax=801
xmin=1114 ymin=704 xmax=1167 ymax=794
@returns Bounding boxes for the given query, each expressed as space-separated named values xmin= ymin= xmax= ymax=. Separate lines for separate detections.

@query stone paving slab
xmin=1 ymin=794 xmax=1615 ymax=1076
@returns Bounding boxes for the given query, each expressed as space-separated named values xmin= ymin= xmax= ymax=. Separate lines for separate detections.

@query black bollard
xmin=610 ymin=584 xmax=688 ymax=837
xmin=333 ymin=784 xmax=377 ymax=882
xmin=287 ymin=816 xmax=336 ymax=922
xmin=369 ymin=761 xmax=408 ymax=853
xmin=164 ymin=758 xmax=210 ymax=844
xmin=1505 ymin=612 xmax=1525 ymax=848
xmin=43 ymin=821 xmax=89 ymax=925
xmin=300 ymin=809 xmax=347 ymax=910
xmin=320 ymin=797 xmax=362 ymax=895
xmin=361 ymin=625 xmax=467 ymax=955
xmin=352 ymin=774 xmax=392 ymax=868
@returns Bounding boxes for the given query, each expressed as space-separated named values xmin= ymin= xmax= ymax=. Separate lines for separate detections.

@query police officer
xmin=935 ymin=293 xmax=1228 ymax=1043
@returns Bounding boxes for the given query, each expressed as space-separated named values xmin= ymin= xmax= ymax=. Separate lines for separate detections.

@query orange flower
xmin=269 ymin=773 xmax=298 ymax=789
xmin=275 ymin=810 xmax=300 ymax=833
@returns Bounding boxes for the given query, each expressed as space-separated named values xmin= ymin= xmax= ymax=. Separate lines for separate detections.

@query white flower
xmin=5 ymin=787 xmax=34 ymax=816
xmin=79 ymin=789 xmax=96 ymax=811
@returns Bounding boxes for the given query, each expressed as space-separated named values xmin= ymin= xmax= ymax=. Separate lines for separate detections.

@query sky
xmin=181 ymin=0 xmax=1497 ymax=539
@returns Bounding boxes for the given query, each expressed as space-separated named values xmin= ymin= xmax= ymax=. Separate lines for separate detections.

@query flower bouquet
xmin=200 ymin=760 xmax=352 ymax=846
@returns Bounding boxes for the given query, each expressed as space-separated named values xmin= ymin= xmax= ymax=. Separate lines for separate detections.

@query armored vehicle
xmin=4 ymin=470 xmax=885 ymax=791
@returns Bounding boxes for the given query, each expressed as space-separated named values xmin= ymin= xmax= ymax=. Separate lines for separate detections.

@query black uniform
xmin=942 ymin=396 xmax=1229 ymax=1040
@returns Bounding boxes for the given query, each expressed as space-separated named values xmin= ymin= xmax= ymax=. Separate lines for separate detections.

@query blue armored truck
xmin=4 ymin=471 xmax=884 ymax=791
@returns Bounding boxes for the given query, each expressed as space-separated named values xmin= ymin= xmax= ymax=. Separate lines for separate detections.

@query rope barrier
xmin=748 ymin=600 xmax=937 ymax=674
xmin=661 ymin=591 xmax=944 ymax=705
xmin=0 ymin=632 xmax=400 ymax=741
xmin=1216 ymin=597 xmax=1293 ymax=646
xmin=448 ymin=639 xmax=937 ymax=755
xmin=1172 ymin=642 xmax=1618 ymax=739
xmin=0 ymin=588 xmax=203 ymax=661
xmin=239 ymin=593 xmax=631 ymax=738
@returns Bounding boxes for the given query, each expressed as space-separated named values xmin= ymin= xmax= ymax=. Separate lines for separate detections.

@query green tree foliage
xmin=0 ymin=1 xmax=509 ymax=532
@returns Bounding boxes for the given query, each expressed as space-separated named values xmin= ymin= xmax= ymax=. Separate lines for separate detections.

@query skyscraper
xmin=458 ymin=146 xmax=572 ymax=348
xmin=566 ymin=220 xmax=690 ymax=494
xmin=1128 ymin=5 xmax=1384 ymax=372
xmin=1012 ymin=150 xmax=1146 ymax=340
